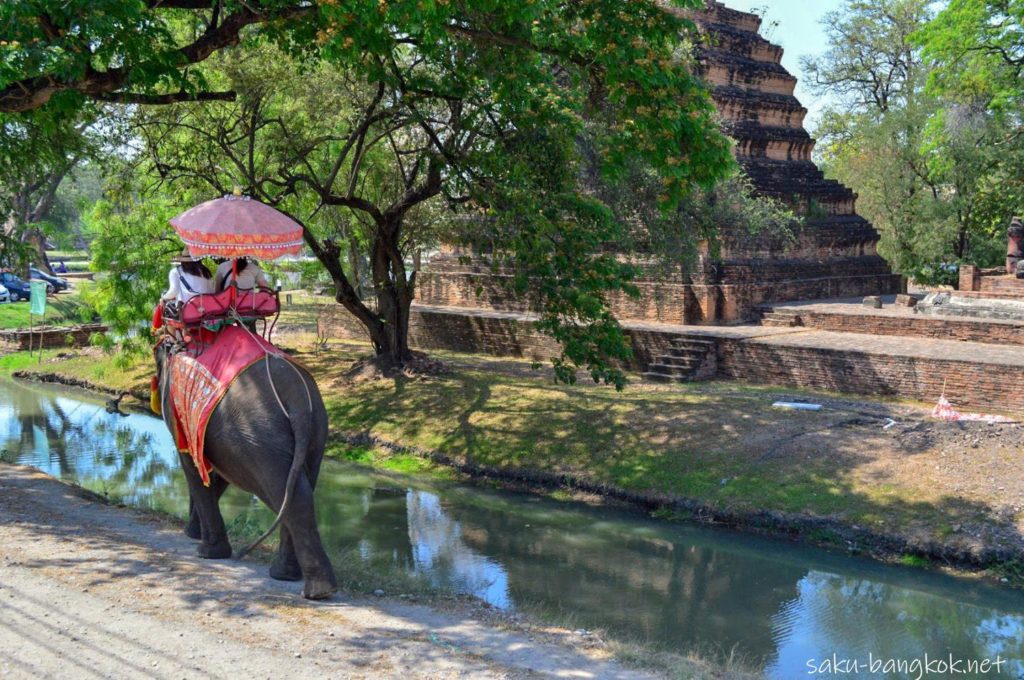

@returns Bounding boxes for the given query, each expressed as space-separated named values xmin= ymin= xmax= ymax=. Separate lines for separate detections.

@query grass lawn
xmin=46 ymin=249 xmax=89 ymax=261
xmin=0 ymin=291 xmax=97 ymax=330
xmin=0 ymin=346 xmax=151 ymax=394
xmin=301 ymin=346 xmax=924 ymax=526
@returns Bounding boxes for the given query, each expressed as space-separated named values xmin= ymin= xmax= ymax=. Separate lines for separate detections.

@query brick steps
xmin=758 ymin=309 xmax=803 ymax=327
xmin=643 ymin=336 xmax=718 ymax=383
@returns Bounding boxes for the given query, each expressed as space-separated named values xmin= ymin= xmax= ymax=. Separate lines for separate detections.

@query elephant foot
xmin=197 ymin=541 xmax=232 ymax=559
xmin=183 ymin=519 xmax=202 ymax=540
xmin=302 ymin=577 xmax=338 ymax=601
xmin=269 ymin=559 xmax=302 ymax=582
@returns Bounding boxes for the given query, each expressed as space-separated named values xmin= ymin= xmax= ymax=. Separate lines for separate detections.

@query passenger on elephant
xmin=159 ymin=253 xmax=215 ymax=323
xmin=216 ymin=257 xmax=271 ymax=334
xmin=215 ymin=257 xmax=269 ymax=292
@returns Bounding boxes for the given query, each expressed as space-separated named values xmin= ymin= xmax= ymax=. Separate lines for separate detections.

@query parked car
xmin=0 ymin=272 xmax=31 ymax=302
xmin=0 ymin=283 xmax=9 ymax=303
xmin=29 ymin=266 xmax=69 ymax=294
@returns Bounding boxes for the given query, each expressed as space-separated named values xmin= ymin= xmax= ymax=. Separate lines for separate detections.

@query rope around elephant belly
xmin=230 ymin=313 xmax=315 ymax=561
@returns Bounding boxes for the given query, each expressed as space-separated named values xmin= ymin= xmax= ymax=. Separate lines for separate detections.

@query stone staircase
xmin=758 ymin=307 xmax=803 ymax=327
xmin=643 ymin=336 xmax=718 ymax=383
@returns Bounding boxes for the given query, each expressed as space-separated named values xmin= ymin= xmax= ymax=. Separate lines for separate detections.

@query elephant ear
xmin=153 ymin=337 xmax=176 ymax=385
xmin=150 ymin=376 xmax=162 ymax=415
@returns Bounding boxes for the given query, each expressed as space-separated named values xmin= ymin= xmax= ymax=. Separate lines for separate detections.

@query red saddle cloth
xmin=168 ymin=325 xmax=285 ymax=485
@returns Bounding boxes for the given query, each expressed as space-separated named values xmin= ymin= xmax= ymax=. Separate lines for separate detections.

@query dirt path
xmin=0 ymin=464 xmax=656 ymax=680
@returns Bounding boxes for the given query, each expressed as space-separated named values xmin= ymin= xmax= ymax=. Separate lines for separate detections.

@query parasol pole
xmin=230 ymin=257 xmax=238 ymax=306
xmin=229 ymin=187 xmax=241 ymax=307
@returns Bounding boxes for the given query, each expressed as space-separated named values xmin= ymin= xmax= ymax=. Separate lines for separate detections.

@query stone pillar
xmin=959 ymin=265 xmax=980 ymax=292
xmin=693 ymin=253 xmax=722 ymax=324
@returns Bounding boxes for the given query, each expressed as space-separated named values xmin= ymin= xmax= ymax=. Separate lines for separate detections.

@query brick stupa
xmin=417 ymin=1 xmax=901 ymax=324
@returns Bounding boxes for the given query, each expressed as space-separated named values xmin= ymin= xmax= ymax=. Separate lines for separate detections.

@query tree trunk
xmin=347 ymin=237 xmax=362 ymax=299
xmin=366 ymin=226 xmax=414 ymax=369
xmin=299 ymin=214 xmax=416 ymax=374
xmin=23 ymin=227 xmax=53 ymax=275
xmin=954 ymin=219 xmax=969 ymax=261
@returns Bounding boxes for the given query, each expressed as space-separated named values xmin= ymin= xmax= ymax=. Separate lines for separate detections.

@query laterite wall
xmin=715 ymin=338 xmax=1021 ymax=413
xmin=769 ymin=310 xmax=1024 ymax=346
xmin=0 ymin=324 xmax=106 ymax=350
xmin=322 ymin=306 xmax=677 ymax=371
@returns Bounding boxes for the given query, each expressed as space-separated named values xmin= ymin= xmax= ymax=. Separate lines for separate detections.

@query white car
xmin=0 ymin=283 xmax=9 ymax=303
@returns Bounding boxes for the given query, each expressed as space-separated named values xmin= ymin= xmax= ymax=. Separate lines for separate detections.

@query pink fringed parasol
xmin=169 ymin=195 xmax=304 ymax=260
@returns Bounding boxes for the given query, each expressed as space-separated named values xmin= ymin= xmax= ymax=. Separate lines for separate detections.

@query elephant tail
xmin=234 ymin=355 xmax=314 ymax=560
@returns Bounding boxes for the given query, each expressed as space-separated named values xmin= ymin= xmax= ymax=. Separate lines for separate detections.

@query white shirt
xmin=216 ymin=260 xmax=269 ymax=291
xmin=162 ymin=267 xmax=215 ymax=303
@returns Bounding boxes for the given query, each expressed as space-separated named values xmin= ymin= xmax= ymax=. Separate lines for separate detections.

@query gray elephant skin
xmin=155 ymin=341 xmax=338 ymax=600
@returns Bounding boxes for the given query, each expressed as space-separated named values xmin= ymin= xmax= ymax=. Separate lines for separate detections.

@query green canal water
xmin=2 ymin=377 xmax=1023 ymax=678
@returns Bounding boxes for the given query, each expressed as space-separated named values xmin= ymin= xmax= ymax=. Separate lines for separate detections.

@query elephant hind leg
xmin=265 ymin=472 xmax=336 ymax=600
xmin=269 ymin=527 xmax=302 ymax=582
xmin=184 ymin=495 xmax=202 ymax=540
xmin=178 ymin=452 xmax=232 ymax=559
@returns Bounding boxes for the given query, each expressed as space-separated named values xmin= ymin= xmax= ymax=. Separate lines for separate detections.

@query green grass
xmin=46 ymin=249 xmax=89 ymax=261
xmin=1 ymin=346 xmax=152 ymax=395
xmin=327 ymin=442 xmax=456 ymax=479
xmin=0 ymin=350 xmax=48 ymax=373
xmin=897 ymin=554 xmax=930 ymax=568
xmin=0 ymin=291 xmax=97 ymax=329
xmin=312 ymin=359 xmax=845 ymax=517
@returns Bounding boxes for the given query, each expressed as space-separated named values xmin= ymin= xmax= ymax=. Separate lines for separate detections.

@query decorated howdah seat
xmin=167 ymin=285 xmax=280 ymax=331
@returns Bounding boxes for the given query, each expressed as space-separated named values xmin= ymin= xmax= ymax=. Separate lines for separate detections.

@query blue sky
xmin=721 ymin=0 xmax=846 ymax=128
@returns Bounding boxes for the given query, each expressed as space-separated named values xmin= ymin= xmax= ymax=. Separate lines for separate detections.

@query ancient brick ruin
xmin=418 ymin=1 xmax=901 ymax=324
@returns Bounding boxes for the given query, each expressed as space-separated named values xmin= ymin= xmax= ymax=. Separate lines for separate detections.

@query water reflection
xmin=0 ymin=383 xmax=187 ymax=510
xmin=3 ymin=377 xmax=1024 ymax=676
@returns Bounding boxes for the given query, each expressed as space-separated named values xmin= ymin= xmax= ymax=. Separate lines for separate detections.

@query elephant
xmin=154 ymin=339 xmax=338 ymax=600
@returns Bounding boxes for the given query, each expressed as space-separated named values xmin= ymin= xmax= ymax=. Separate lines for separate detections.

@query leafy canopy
xmin=4 ymin=0 xmax=737 ymax=386
xmin=916 ymin=0 xmax=1024 ymax=117
xmin=810 ymin=0 xmax=1024 ymax=274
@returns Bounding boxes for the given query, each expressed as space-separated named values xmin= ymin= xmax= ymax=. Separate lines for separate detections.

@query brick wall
xmin=958 ymin=266 xmax=1024 ymax=297
xmin=978 ymin=277 xmax=1024 ymax=297
xmin=959 ymin=265 xmax=980 ymax=292
xmin=322 ymin=306 xmax=677 ymax=371
xmin=786 ymin=311 xmax=1024 ymax=346
xmin=0 ymin=323 xmax=106 ymax=350
xmin=716 ymin=339 xmax=1022 ymax=413
xmin=417 ymin=267 xmax=902 ymax=325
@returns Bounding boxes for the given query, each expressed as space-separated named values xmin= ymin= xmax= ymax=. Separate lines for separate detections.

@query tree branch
xmin=0 ymin=4 xmax=315 ymax=113
xmin=94 ymin=90 xmax=238 ymax=105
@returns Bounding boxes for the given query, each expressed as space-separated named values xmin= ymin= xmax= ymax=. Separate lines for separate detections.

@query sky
xmin=721 ymin=0 xmax=846 ymax=129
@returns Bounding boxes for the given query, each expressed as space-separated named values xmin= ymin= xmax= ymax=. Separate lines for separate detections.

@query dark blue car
xmin=0 ymin=272 xmax=31 ymax=302
xmin=29 ymin=266 xmax=69 ymax=293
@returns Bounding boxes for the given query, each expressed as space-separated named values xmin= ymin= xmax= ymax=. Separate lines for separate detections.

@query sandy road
xmin=0 ymin=464 xmax=654 ymax=680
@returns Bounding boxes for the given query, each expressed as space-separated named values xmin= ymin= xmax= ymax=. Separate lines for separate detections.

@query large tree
xmin=3 ymin=1 xmax=735 ymax=384
xmin=917 ymin=0 xmax=1024 ymax=255
xmin=133 ymin=45 xmax=452 ymax=370
xmin=807 ymin=0 xmax=1023 ymax=278
xmin=917 ymin=0 xmax=1024 ymax=118
xmin=0 ymin=110 xmax=98 ymax=272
